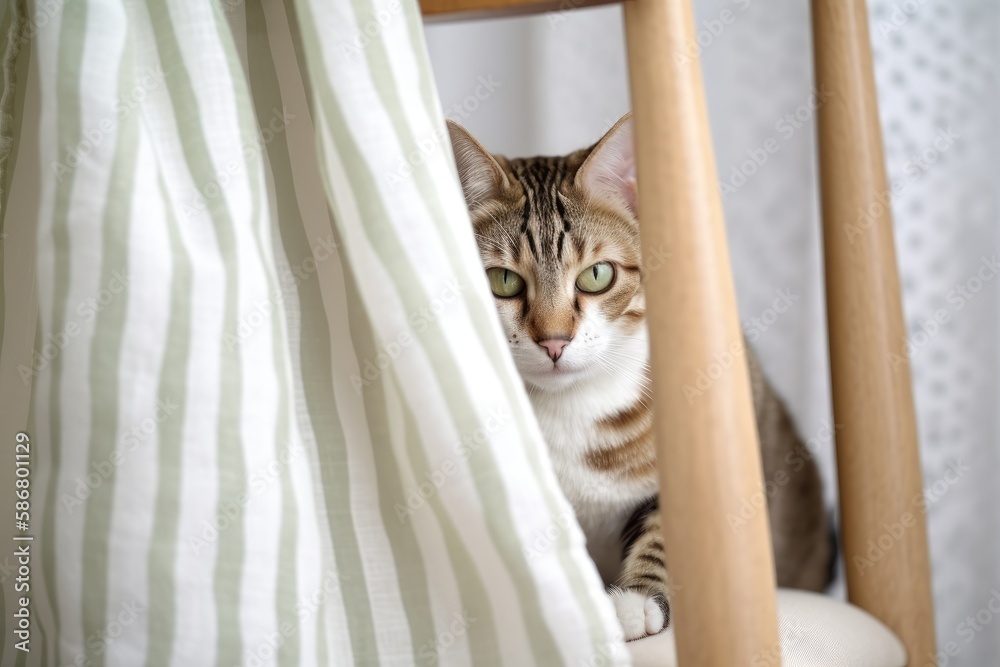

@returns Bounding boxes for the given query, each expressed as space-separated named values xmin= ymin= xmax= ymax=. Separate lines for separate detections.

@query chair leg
xmin=812 ymin=2 xmax=936 ymax=665
xmin=624 ymin=1 xmax=782 ymax=663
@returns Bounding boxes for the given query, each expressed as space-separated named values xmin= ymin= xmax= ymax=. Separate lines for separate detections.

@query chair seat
xmin=627 ymin=589 xmax=906 ymax=667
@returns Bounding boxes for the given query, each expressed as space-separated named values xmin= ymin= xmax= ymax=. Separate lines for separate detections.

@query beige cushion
xmin=628 ymin=590 xmax=906 ymax=667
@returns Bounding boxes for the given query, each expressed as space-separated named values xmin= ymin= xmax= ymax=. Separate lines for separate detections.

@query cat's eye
xmin=576 ymin=262 xmax=615 ymax=293
xmin=486 ymin=267 xmax=525 ymax=298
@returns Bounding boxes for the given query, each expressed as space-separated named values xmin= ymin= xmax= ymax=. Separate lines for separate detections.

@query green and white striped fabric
xmin=0 ymin=0 xmax=630 ymax=665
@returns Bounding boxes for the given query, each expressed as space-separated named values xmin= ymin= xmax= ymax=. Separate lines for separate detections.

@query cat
xmin=447 ymin=113 xmax=833 ymax=641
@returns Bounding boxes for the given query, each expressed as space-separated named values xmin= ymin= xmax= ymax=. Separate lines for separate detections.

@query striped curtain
xmin=0 ymin=0 xmax=628 ymax=665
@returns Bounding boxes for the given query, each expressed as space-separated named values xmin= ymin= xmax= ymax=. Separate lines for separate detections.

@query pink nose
xmin=537 ymin=338 xmax=570 ymax=362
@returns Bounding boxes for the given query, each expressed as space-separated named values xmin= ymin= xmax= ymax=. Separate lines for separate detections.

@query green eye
xmin=486 ymin=267 xmax=525 ymax=298
xmin=576 ymin=262 xmax=615 ymax=293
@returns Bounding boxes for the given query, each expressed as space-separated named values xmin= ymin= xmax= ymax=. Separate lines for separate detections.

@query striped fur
xmin=449 ymin=115 xmax=832 ymax=641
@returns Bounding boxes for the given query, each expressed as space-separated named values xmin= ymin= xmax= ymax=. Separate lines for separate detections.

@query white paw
xmin=608 ymin=588 xmax=667 ymax=641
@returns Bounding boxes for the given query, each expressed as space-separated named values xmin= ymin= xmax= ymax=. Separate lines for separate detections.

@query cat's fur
xmin=448 ymin=113 xmax=832 ymax=641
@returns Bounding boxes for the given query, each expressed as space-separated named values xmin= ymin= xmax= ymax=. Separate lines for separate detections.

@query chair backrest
xmin=420 ymin=1 xmax=936 ymax=665
xmin=812 ymin=2 xmax=935 ymax=663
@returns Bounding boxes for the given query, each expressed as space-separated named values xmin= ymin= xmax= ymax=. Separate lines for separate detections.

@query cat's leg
xmin=610 ymin=498 xmax=671 ymax=641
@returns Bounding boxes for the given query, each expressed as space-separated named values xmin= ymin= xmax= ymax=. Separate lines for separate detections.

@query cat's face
xmin=448 ymin=115 xmax=646 ymax=393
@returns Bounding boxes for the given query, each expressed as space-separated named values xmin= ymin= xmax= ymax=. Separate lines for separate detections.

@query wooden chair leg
xmin=812 ymin=2 xmax=936 ymax=665
xmin=624 ymin=1 xmax=782 ymax=664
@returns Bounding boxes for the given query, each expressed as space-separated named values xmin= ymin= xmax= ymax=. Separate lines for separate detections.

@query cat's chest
xmin=529 ymin=386 xmax=657 ymax=583
xmin=534 ymin=405 xmax=654 ymax=514
xmin=536 ymin=409 xmax=610 ymax=491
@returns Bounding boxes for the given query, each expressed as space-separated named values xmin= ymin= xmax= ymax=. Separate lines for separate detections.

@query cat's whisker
xmin=495 ymin=221 xmax=520 ymax=252
xmin=590 ymin=350 xmax=653 ymax=411
xmin=592 ymin=356 xmax=652 ymax=394
xmin=597 ymin=347 xmax=652 ymax=368
xmin=473 ymin=232 xmax=502 ymax=245
xmin=473 ymin=233 xmax=506 ymax=253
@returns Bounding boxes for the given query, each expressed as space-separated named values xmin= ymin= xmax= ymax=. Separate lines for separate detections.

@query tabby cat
xmin=447 ymin=113 xmax=832 ymax=640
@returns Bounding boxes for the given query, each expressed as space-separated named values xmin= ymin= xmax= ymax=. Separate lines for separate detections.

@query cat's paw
xmin=608 ymin=588 xmax=669 ymax=641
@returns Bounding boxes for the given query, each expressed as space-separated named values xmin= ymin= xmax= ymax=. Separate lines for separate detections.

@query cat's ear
xmin=447 ymin=120 xmax=509 ymax=209
xmin=575 ymin=113 xmax=637 ymax=218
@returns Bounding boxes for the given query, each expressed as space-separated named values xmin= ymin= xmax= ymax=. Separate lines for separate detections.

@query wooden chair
xmin=420 ymin=0 xmax=936 ymax=665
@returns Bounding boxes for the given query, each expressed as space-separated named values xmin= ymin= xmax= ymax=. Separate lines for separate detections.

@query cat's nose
xmin=537 ymin=338 xmax=571 ymax=362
